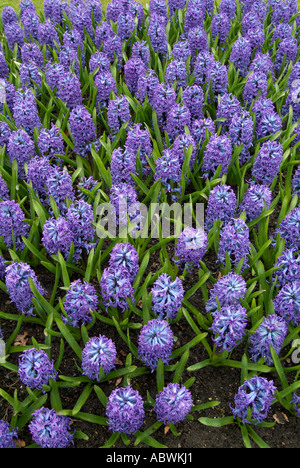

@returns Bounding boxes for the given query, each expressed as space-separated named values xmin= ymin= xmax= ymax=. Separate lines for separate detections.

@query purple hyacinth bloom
xmin=152 ymin=273 xmax=184 ymax=320
xmin=182 ymin=85 xmax=204 ymax=120
xmin=184 ymin=0 xmax=205 ymax=32
xmin=275 ymin=37 xmax=298 ymax=73
xmin=20 ymin=62 xmax=42 ymax=90
xmin=57 ymin=71 xmax=82 ymax=109
xmin=66 ymin=200 xmax=96 ymax=260
xmin=95 ymin=21 xmax=114 ymax=48
xmin=1 ymin=6 xmax=18 ymax=26
xmin=194 ymin=51 xmax=216 ymax=87
xmin=211 ymin=12 xmax=231 ymax=44
xmin=4 ymin=21 xmax=24 ymax=51
xmin=249 ymin=314 xmax=288 ymax=366
xmin=29 ymin=407 xmax=74 ymax=448
xmin=5 ymin=262 xmax=45 ymax=316
xmin=109 ymin=242 xmax=139 ymax=280
xmin=95 ymin=71 xmax=117 ymax=110
xmin=0 ymin=121 xmax=11 ymax=148
xmin=174 ymin=226 xmax=208 ymax=271
xmin=138 ymin=318 xmax=174 ymax=371
xmin=231 ymin=375 xmax=276 ymax=424
xmin=0 ymin=256 xmax=7 ymax=281
xmin=246 ymin=26 xmax=265 ymax=50
xmin=252 ymin=140 xmax=283 ymax=186
xmin=0 ymin=174 xmax=9 ymax=201
xmin=22 ymin=11 xmax=40 ymax=41
xmin=77 ymin=176 xmax=100 ymax=200
xmin=208 ymin=59 xmax=228 ymax=96
xmin=106 ymin=385 xmax=145 ymax=434
xmin=69 ymin=105 xmax=98 ymax=156
xmin=45 ymin=166 xmax=75 ymax=215
xmin=124 ymin=57 xmax=147 ymax=95
xmin=7 ymin=129 xmax=36 ymax=179
xmin=0 ymin=200 xmax=29 ymax=251
xmin=242 ymin=9 xmax=261 ymax=35
xmin=248 ymin=52 xmax=275 ymax=79
xmin=205 ymin=184 xmax=237 ymax=230
xmin=216 ymin=93 xmax=242 ymax=131
xmin=171 ymin=39 xmax=191 ymax=63
xmin=59 ymin=45 xmax=80 ymax=76
xmin=154 ymin=383 xmax=193 ymax=425
xmin=132 ymin=40 xmax=151 ymax=67
xmin=243 ymin=72 xmax=268 ymax=106
xmin=0 ymin=78 xmax=15 ymax=111
xmin=168 ymin=0 xmax=186 ymax=16
xmin=44 ymin=0 xmax=68 ymax=24
xmin=154 ymin=148 xmax=182 ymax=200
xmin=45 ymin=62 xmax=64 ymax=92
xmin=0 ymin=420 xmax=18 ymax=448
xmin=240 ymin=183 xmax=272 ymax=221
xmin=107 ymin=95 xmax=131 ymax=136
xmin=42 ymin=216 xmax=74 ymax=259
xmin=27 ymin=156 xmax=54 ymax=203
xmin=229 ymin=37 xmax=252 ymax=77
xmin=82 ymin=334 xmax=117 ymax=380
xmin=210 ymin=304 xmax=248 ymax=353
xmin=165 ymin=59 xmax=188 ymax=91
xmin=38 ymin=19 xmax=59 ymax=51
xmin=89 ymin=51 xmax=110 ymax=75
xmin=229 ymin=110 xmax=254 ymax=164
xmin=273 ymin=281 xmax=300 ymax=326
xmin=126 ymin=123 xmax=152 ymax=174
xmin=100 ymin=266 xmax=135 ymax=312
xmin=191 ymin=117 xmax=215 ymax=147
xmin=173 ymin=133 xmax=196 ymax=168
xmin=166 ymin=103 xmax=191 ymax=142
xmin=256 ymin=110 xmax=282 ymax=140
xmin=273 ymin=249 xmax=300 ymax=287
xmin=149 ymin=0 xmax=168 ymax=18
xmin=205 ymin=271 xmax=247 ymax=314
xmin=0 ymin=52 xmax=9 ymax=79
xmin=151 ymin=82 xmax=177 ymax=127
xmin=274 ymin=207 xmax=300 ymax=250
xmin=102 ymin=32 xmax=123 ymax=65
xmin=202 ymin=133 xmax=232 ymax=179
xmin=37 ymin=124 xmax=64 ymax=162
xmin=217 ymin=218 xmax=250 ymax=270
xmin=18 ymin=348 xmax=57 ymax=390
xmin=188 ymin=26 xmax=209 ymax=60
xmin=21 ymin=43 xmax=44 ymax=69
xmin=68 ymin=0 xmax=93 ymax=38
xmin=109 ymin=182 xmax=142 ymax=232
xmin=110 ymin=146 xmax=137 ymax=186
xmin=63 ymin=279 xmax=98 ymax=328
xmin=117 ymin=10 xmax=136 ymax=41
xmin=219 ymin=0 xmax=236 ymax=20
xmin=291 ymin=165 xmax=300 ymax=196
xmin=148 ymin=13 xmax=168 ymax=55
xmin=12 ymin=89 xmax=41 ymax=137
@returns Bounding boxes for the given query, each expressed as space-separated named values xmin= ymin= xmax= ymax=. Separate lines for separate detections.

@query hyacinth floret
xmin=0 ymin=420 xmax=18 ymax=448
xmin=154 ymin=383 xmax=193 ymax=425
xmin=5 ymin=262 xmax=45 ymax=317
xmin=231 ymin=375 xmax=276 ymax=424
xmin=151 ymin=273 xmax=184 ymax=320
xmin=274 ymin=206 xmax=300 ymax=250
xmin=109 ymin=242 xmax=139 ymax=281
xmin=210 ymin=304 xmax=248 ymax=352
xmin=205 ymin=272 xmax=247 ymax=314
xmin=29 ymin=407 xmax=74 ymax=448
xmin=42 ymin=216 xmax=74 ymax=259
xmin=106 ymin=386 xmax=145 ymax=434
xmin=18 ymin=348 xmax=57 ymax=390
xmin=217 ymin=218 xmax=250 ymax=270
xmin=273 ymin=248 xmax=300 ymax=286
xmin=100 ymin=266 xmax=135 ymax=312
xmin=137 ymin=318 xmax=174 ymax=371
xmin=0 ymin=200 xmax=29 ymax=250
xmin=63 ymin=279 xmax=98 ymax=328
xmin=240 ymin=183 xmax=272 ymax=221
xmin=273 ymin=281 xmax=300 ymax=326
xmin=174 ymin=226 xmax=208 ymax=271
xmin=249 ymin=314 xmax=288 ymax=366
xmin=205 ymin=184 xmax=237 ymax=230
xmin=82 ymin=334 xmax=117 ymax=380
xmin=202 ymin=133 xmax=232 ymax=179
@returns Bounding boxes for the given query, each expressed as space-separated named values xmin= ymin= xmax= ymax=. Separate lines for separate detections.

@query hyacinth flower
xmin=151 ymin=82 xmax=177 ymax=128
xmin=81 ymin=334 xmax=117 ymax=380
xmin=147 ymin=13 xmax=168 ymax=56
xmin=57 ymin=71 xmax=82 ymax=109
xmin=117 ymin=10 xmax=136 ymax=42
xmin=18 ymin=348 xmax=57 ymax=390
xmin=256 ymin=110 xmax=282 ymax=140
xmin=219 ymin=0 xmax=237 ymax=20
xmin=106 ymin=385 xmax=145 ymax=434
xmin=42 ymin=216 xmax=74 ymax=260
xmin=12 ymin=89 xmax=41 ymax=136
xmin=149 ymin=0 xmax=168 ymax=19
xmin=44 ymin=0 xmax=68 ymax=24
xmin=202 ymin=133 xmax=232 ymax=179
xmin=5 ymin=262 xmax=45 ymax=317
xmin=0 ymin=420 xmax=18 ymax=448
xmin=110 ymin=146 xmax=137 ymax=186
xmin=182 ymin=85 xmax=204 ymax=121
xmin=174 ymin=226 xmax=208 ymax=271
xmin=194 ymin=51 xmax=216 ymax=87
xmin=131 ymin=40 xmax=150 ymax=67
xmin=0 ymin=200 xmax=29 ymax=251
xmin=249 ymin=314 xmax=288 ymax=366
xmin=151 ymin=273 xmax=184 ymax=320
xmin=154 ymin=148 xmax=182 ymax=201
xmin=45 ymin=166 xmax=75 ymax=215
xmin=109 ymin=182 xmax=142 ymax=233
xmin=95 ymin=72 xmax=117 ymax=111
xmin=275 ymin=37 xmax=298 ymax=73
xmin=205 ymin=272 xmax=247 ymax=314
xmin=229 ymin=36 xmax=252 ymax=77
xmin=1 ymin=6 xmax=18 ymax=26
xmin=109 ymin=242 xmax=139 ymax=281
xmin=168 ymin=0 xmax=186 ymax=16
xmin=100 ymin=266 xmax=135 ymax=313
xmin=229 ymin=110 xmax=254 ymax=164
xmin=125 ymin=123 xmax=152 ymax=175
xmin=0 ymin=52 xmax=9 ymax=79
xmin=165 ymin=59 xmax=188 ymax=91
xmin=211 ymin=12 xmax=231 ymax=44
xmin=172 ymin=133 xmax=196 ymax=169
xmin=154 ymin=383 xmax=193 ymax=425
xmin=137 ymin=318 xmax=174 ymax=371
xmin=273 ymin=281 xmax=300 ymax=326
xmin=184 ymin=0 xmax=205 ymax=32
xmin=205 ymin=184 xmax=237 ymax=231
xmin=216 ymin=93 xmax=241 ymax=131
xmin=107 ymin=95 xmax=131 ymax=137
xmin=239 ymin=183 xmax=272 ymax=222
xmin=63 ymin=279 xmax=98 ymax=328
xmin=0 ymin=174 xmax=10 ymax=201
xmin=217 ymin=218 xmax=250 ymax=271
xmin=27 ymin=156 xmax=54 ymax=204
xmin=4 ymin=21 xmax=24 ymax=51
xmin=207 ymin=60 xmax=229 ymax=99
xmin=37 ymin=124 xmax=64 ymax=162
xmin=0 ymin=121 xmax=12 ymax=148
xmin=21 ymin=43 xmax=44 ymax=69
xmin=248 ymin=52 xmax=275 ymax=80
xmin=273 ymin=249 xmax=300 ymax=287
xmin=187 ymin=26 xmax=209 ymax=60
xmin=89 ymin=51 xmax=110 ymax=75
xmin=29 ymin=407 xmax=74 ymax=448
xmin=231 ymin=375 xmax=276 ymax=424
xmin=165 ymin=103 xmax=191 ymax=143
xmin=210 ymin=304 xmax=248 ymax=353
xmin=243 ymin=72 xmax=268 ymax=107
xmin=191 ymin=117 xmax=215 ymax=147
xmin=66 ymin=199 xmax=96 ymax=261
xmin=69 ymin=105 xmax=98 ymax=157
xmin=291 ymin=165 xmax=300 ymax=196
xmin=274 ymin=206 xmax=300 ymax=250
xmin=0 ymin=256 xmax=6 ymax=281
xmin=124 ymin=57 xmax=146 ymax=95
xmin=22 ymin=11 xmax=41 ymax=42
xmin=252 ymin=140 xmax=283 ymax=186
xmin=7 ymin=129 xmax=36 ymax=179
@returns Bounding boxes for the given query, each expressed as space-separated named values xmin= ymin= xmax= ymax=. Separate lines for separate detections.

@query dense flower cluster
xmin=29 ymin=407 xmax=74 ymax=448
xmin=82 ymin=334 xmax=117 ymax=380
xmin=63 ymin=279 xmax=98 ymax=328
xmin=210 ymin=304 xmax=248 ymax=353
xmin=106 ymin=386 xmax=145 ymax=434
xmin=151 ymin=273 xmax=184 ymax=320
xmin=154 ymin=383 xmax=193 ymax=425
xmin=138 ymin=318 xmax=174 ymax=371
xmin=18 ymin=348 xmax=57 ymax=390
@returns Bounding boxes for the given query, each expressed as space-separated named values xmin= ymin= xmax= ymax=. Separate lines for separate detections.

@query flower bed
xmin=0 ymin=0 xmax=300 ymax=449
